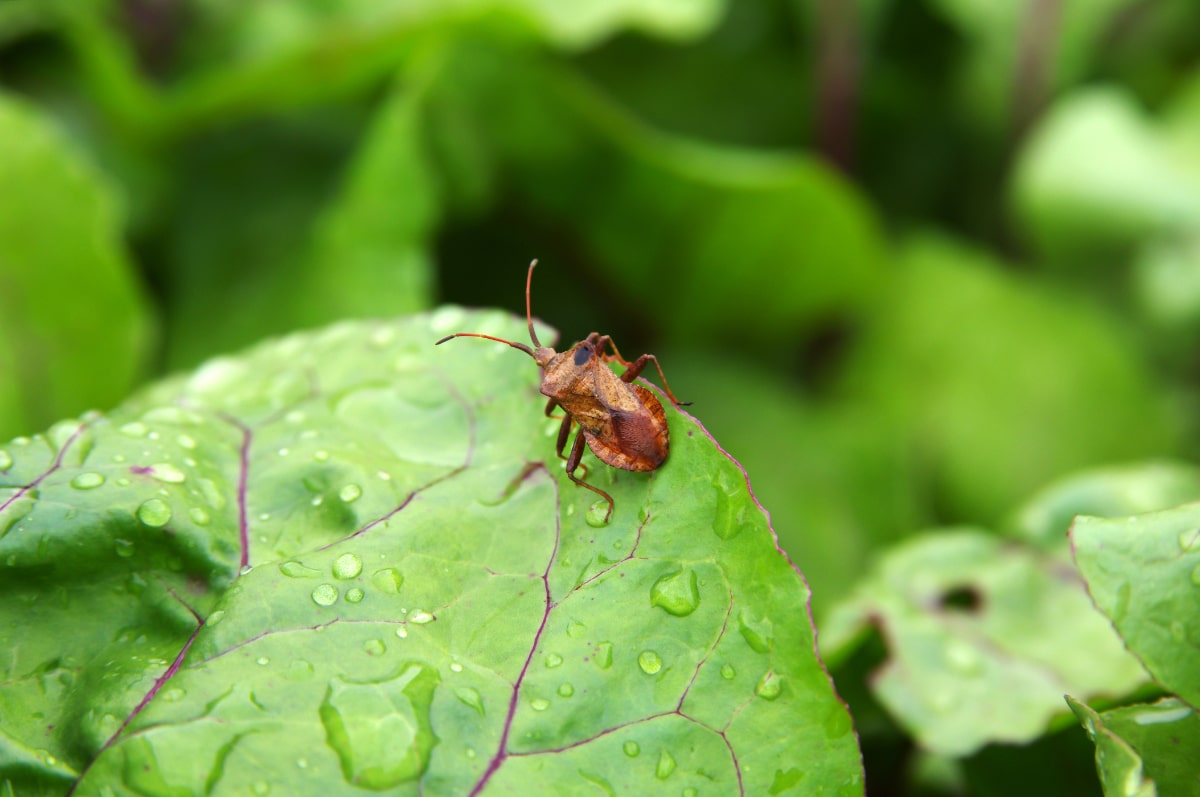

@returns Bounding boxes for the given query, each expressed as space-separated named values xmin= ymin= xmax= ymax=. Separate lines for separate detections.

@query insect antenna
xmin=434 ymin=332 xmax=535 ymax=357
xmin=525 ymin=258 xmax=543 ymax=348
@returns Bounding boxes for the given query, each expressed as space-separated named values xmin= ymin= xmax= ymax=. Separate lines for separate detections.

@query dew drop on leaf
xmin=585 ymin=500 xmax=611 ymax=528
xmin=449 ymin=662 xmax=463 ymax=673
xmin=281 ymin=561 xmax=322 ymax=579
xmin=119 ymin=422 xmax=148 ymax=438
xmin=333 ymin=552 xmax=363 ymax=579
xmin=256 ymin=657 xmax=270 ymax=666
xmin=637 ymin=651 xmax=663 ymax=675
xmin=345 ymin=588 xmax=365 ymax=604
xmin=70 ymin=472 xmax=105 ymax=490
xmin=454 ymin=687 xmax=485 ymax=716
xmin=738 ymin=608 xmax=774 ymax=654
xmin=339 ymin=484 xmax=363 ymax=503
xmin=395 ymin=627 xmax=408 ymax=639
xmin=655 ymin=750 xmax=676 ymax=779
xmin=530 ymin=697 xmax=550 ymax=712
xmin=623 ymin=741 xmax=640 ymax=757
xmin=312 ymin=584 xmax=339 ymax=606
xmin=721 ymin=663 xmax=736 ymax=680
xmin=136 ymin=498 xmax=172 ymax=527
xmin=319 ymin=664 xmax=440 ymax=789
xmin=114 ymin=539 xmax=135 ymax=558
xmin=372 ymin=568 xmax=403 ymax=594
xmin=286 ymin=659 xmax=315 ymax=681
xmin=410 ymin=610 xmax=434 ymax=625
xmin=545 ymin=653 xmax=563 ymax=669
xmin=649 ymin=567 xmax=700 ymax=617
xmin=595 ymin=642 xmax=614 ymax=670
xmin=0 ymin=450 xmax=11 ymax=470
xmin=566 ymin=620 xmax=586 ymax=639
xmin=363 ymin=639 xmax=385 ymax=656
xmin=189 ymin=507 xmax=210 ymax=526
xmin=755 ymin=670 xmax=783 ymax=701
xmin=207 ymin=610 xmax=225 ymax=626
xmin=557 ymin=682 xmax=574 ymax=697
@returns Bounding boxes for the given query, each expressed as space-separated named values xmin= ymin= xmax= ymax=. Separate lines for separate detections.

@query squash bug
xmin=436 ymin=260 xmax=688 ymax=522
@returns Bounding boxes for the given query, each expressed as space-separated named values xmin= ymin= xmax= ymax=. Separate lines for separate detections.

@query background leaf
xmin=0 ymin=92 xmax=151 ymax=443
xmin=1069 ymin=696 xmax=1200 ymax=797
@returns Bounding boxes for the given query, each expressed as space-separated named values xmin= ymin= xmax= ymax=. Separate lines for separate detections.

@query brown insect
xmin=436 ymin=260 xmax=688 ymax=522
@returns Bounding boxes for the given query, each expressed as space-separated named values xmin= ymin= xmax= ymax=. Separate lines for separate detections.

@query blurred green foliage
xmin=3 ymin=0 xmax=1200 ymax=794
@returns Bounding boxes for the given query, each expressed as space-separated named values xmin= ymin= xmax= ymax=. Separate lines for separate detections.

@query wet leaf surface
xmin=0 ymin=310 xmax=861 ymax=796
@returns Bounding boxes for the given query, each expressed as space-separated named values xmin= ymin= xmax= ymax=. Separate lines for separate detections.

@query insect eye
xmin=573 ymin=345 xmax=592 ymax=366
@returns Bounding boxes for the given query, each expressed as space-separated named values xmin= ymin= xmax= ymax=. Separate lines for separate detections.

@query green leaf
xmin=1011 ymin=88 xmax=1200 ymax=263
xmin=838 ymin=233 xmax=1180 ymax=522
xmin=0 ymin=310 xmax=861 ymax=795
xmin=1071 ymin=503 xmax=1200 ymax=707
xmin=821 ymin=530 xmax=1146 ymax=757
xmin=1007 ymin=462 xmax=1200 ymax=550
xmin=0 ymin=92 xmax=151 ymax=441
xmin=1069 ymin=696 xmax=1200 ymax=797
xmin=426 ymin=42 xmax=886 ymax=345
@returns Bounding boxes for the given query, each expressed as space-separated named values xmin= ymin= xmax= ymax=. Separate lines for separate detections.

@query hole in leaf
xmin=938 ymin=585 xmax=982 ymax=612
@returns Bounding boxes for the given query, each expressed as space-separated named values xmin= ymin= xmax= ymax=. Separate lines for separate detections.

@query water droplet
xmin=454 ymin=687 xmax=485 ymax=716
xmin=449 ymin=662 xmax=463 ymax=673
xmin=944 ymin=640 xmax=983 ymax=675
xmin=281 ymin=560 xmax=322 ymax=579
xmin=207 ymin=610 xmax=225 ymax=626
xmin=162 ymin=687 xmax=186 ymax=702
xmin=545 ymin=653 xmax=564 ymax=668
xmin=623 ymin=741 xmax=640 ymax=757
xmin=738 ymin=608 xmax=774 ymax=654
xmin=70 ymin=472 xmax=105 ymax=490
xmin=312 ymin=584 xmax=339 ymax=606
xmin=319 ymin=664 xmax=440 ymax=788
xmin=755 ymin=670 xmax=783 ymax=700
xmin=286 ymin=659 xmax=315 ymax=681
xmin=638 ymin=651 xmax=663 ymax=675
xmin=314 ymin=450 xmax=330 ymax=462
xmin=333 ymin=553 xmax=363 ymax=579
xmin=119 ymin=422 xmax=148 ymax=438
xmin=346 ymin=588 xmax=365 ymax=604
xmin=557 ymin=683 xmax=574 ymax=697
xmin=363 ymin=639 xmax=385 ymax=656
xmin=656 ymin=750 xmax=677 ymax=779
xmin=377 ymin=470 xmax=391 ymax=481
xmin=530 ymin=698 xmax=550 ymax=712
xmin=430 ymin=306 xmax=464 ymax=333
xmin=1179 ymin=529 xmax=1200 ymax=551
xmin=649 ymin=567 xmax=700 ymax=617
xmin=595 ymin=642 xmax=614 ymax=669
xmin=0 ymin=450 xmax=11 ymax=470
xmin=257 ymin=657 xmax=270 ymax=666
xmin=372 ymin=568 xmax=403 ymax=594
xmin=711 ymin=470 xmax=745 ymax=540
xmin=395 ymin=627 xmax=409 ymax=639
xmin=566 ymin=620 xmax=586 ymax=639
xmin=1130 ymin=701 xmax=1192 ymax=725
xmin=585 ymin=500 xmax=611 ymax=527
xmin=339 ymin=484 xmax=363 ymax=503
xmin=147 ymin=463 xmax=186 ymax=484
xmin=721 ymin=663 xmax=736 ymax=680
xmin=410 ymin=611 xmax=434 ymax=625
xmin=189 ymin=507 xmax=211 ymax=526
xmin=136 ymin=498 xmax=172 ymax=527
xmin=114 ymin=539 xmax=135 ymax=558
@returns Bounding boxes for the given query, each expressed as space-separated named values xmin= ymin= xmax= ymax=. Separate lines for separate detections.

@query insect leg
xmin=554 ymin=413 xmax=574 ymax=462
xmin=596 ymin=336 xmax=690 ymax=406
xmin=564 ymin=430 xmax=613 ymax=521
xmin=544 ymin=397 xmax=561 ymax=418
